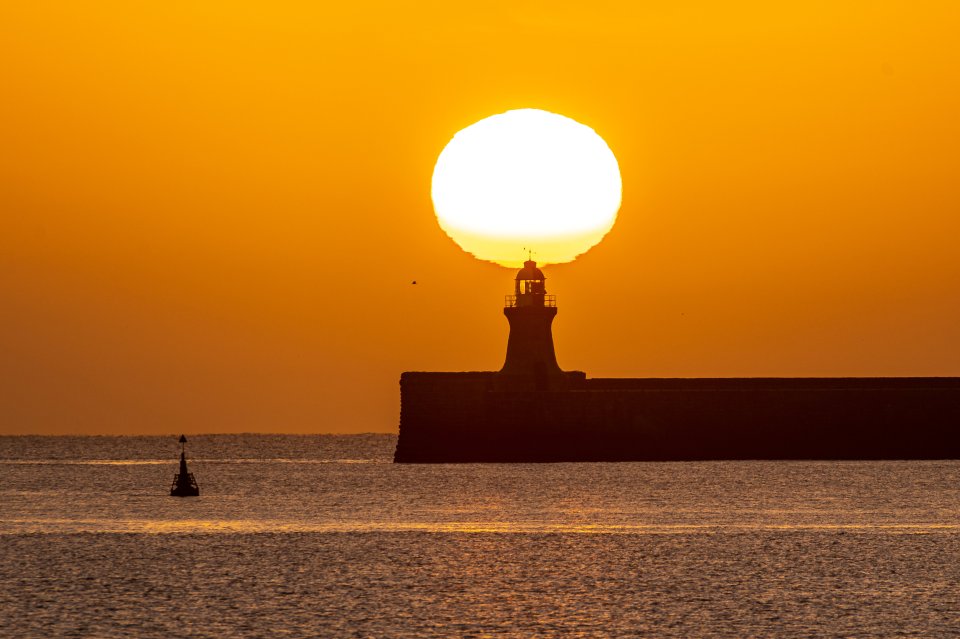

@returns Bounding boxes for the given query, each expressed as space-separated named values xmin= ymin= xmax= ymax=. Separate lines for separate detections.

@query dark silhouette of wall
xmin=394 ymin=373 xmax=960 ymax=462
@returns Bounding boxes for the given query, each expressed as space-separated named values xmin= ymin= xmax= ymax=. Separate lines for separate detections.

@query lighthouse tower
xmin=499 ymin=260 xmax=564 ymax=388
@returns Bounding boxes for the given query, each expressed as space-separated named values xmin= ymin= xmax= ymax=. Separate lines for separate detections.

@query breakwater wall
xmin=394 ymin=373 xmax=960 ymax=462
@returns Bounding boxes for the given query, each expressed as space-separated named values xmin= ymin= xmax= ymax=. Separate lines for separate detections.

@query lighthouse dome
xmin=516 ymin=260 xmax=545 ymax=282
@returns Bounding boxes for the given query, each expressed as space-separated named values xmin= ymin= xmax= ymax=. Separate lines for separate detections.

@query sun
xmin=431 ymin=108 xmax=622 ymax=268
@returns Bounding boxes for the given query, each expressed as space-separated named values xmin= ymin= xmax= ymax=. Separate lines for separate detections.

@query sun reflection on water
xmin=6 ymin=518 xmax=959 ymax=536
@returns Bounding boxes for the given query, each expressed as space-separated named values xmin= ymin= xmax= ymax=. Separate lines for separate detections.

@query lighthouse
xmin=499 ymin=260 xmax=564 ymax=389
xmin=395 ymin=260 xmax=960 ymax=464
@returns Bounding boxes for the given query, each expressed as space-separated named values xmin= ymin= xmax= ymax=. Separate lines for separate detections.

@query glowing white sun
xmin=431 ymin=108 xmax=622 ymax=267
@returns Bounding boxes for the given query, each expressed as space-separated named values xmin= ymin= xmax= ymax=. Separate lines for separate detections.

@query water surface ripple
xmin=1 ymin=434 xmax=958 ymax=637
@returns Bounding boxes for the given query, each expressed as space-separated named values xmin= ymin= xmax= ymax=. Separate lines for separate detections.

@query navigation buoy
xmin=170 ymin=434 xmax=200 ymax=497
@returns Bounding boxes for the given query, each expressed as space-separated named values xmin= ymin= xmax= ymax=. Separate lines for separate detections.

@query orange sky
xmin=2 ymin=1 xmax=960 ymax=434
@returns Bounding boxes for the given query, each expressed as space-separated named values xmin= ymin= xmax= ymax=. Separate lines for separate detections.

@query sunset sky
xmin=2 ymin=1 xmax=959 ymax=434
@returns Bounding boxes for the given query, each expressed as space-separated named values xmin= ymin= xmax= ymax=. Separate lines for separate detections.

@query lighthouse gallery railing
xmin=504 ymin=295 xmax=557 ymax=308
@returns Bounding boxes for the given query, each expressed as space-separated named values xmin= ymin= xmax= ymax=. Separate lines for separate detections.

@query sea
xmin=1 ymin=434 xmax=958 ymax=638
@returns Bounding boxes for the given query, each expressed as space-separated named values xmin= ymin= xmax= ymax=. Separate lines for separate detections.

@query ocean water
xmin=1 ymin=434 xmax=958 ymax=637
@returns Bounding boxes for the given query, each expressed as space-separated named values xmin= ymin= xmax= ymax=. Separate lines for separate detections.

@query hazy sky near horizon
xmin=2 ymin=2 xmax=960 ymax=434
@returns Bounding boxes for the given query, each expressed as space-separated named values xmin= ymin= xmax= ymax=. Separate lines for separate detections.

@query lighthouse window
xmin=523 ymin=280 xmax=544 ymax=294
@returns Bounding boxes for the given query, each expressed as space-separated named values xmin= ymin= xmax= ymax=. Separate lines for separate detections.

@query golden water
xmin=1 ymin=435 xmax=958 ymax=637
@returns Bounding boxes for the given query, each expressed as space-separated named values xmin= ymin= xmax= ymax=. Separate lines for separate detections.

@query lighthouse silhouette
xmin=499 ymin=259 xmax=565 ymax=389
xmin=394 ymin=257 xmax=960 ymax=463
